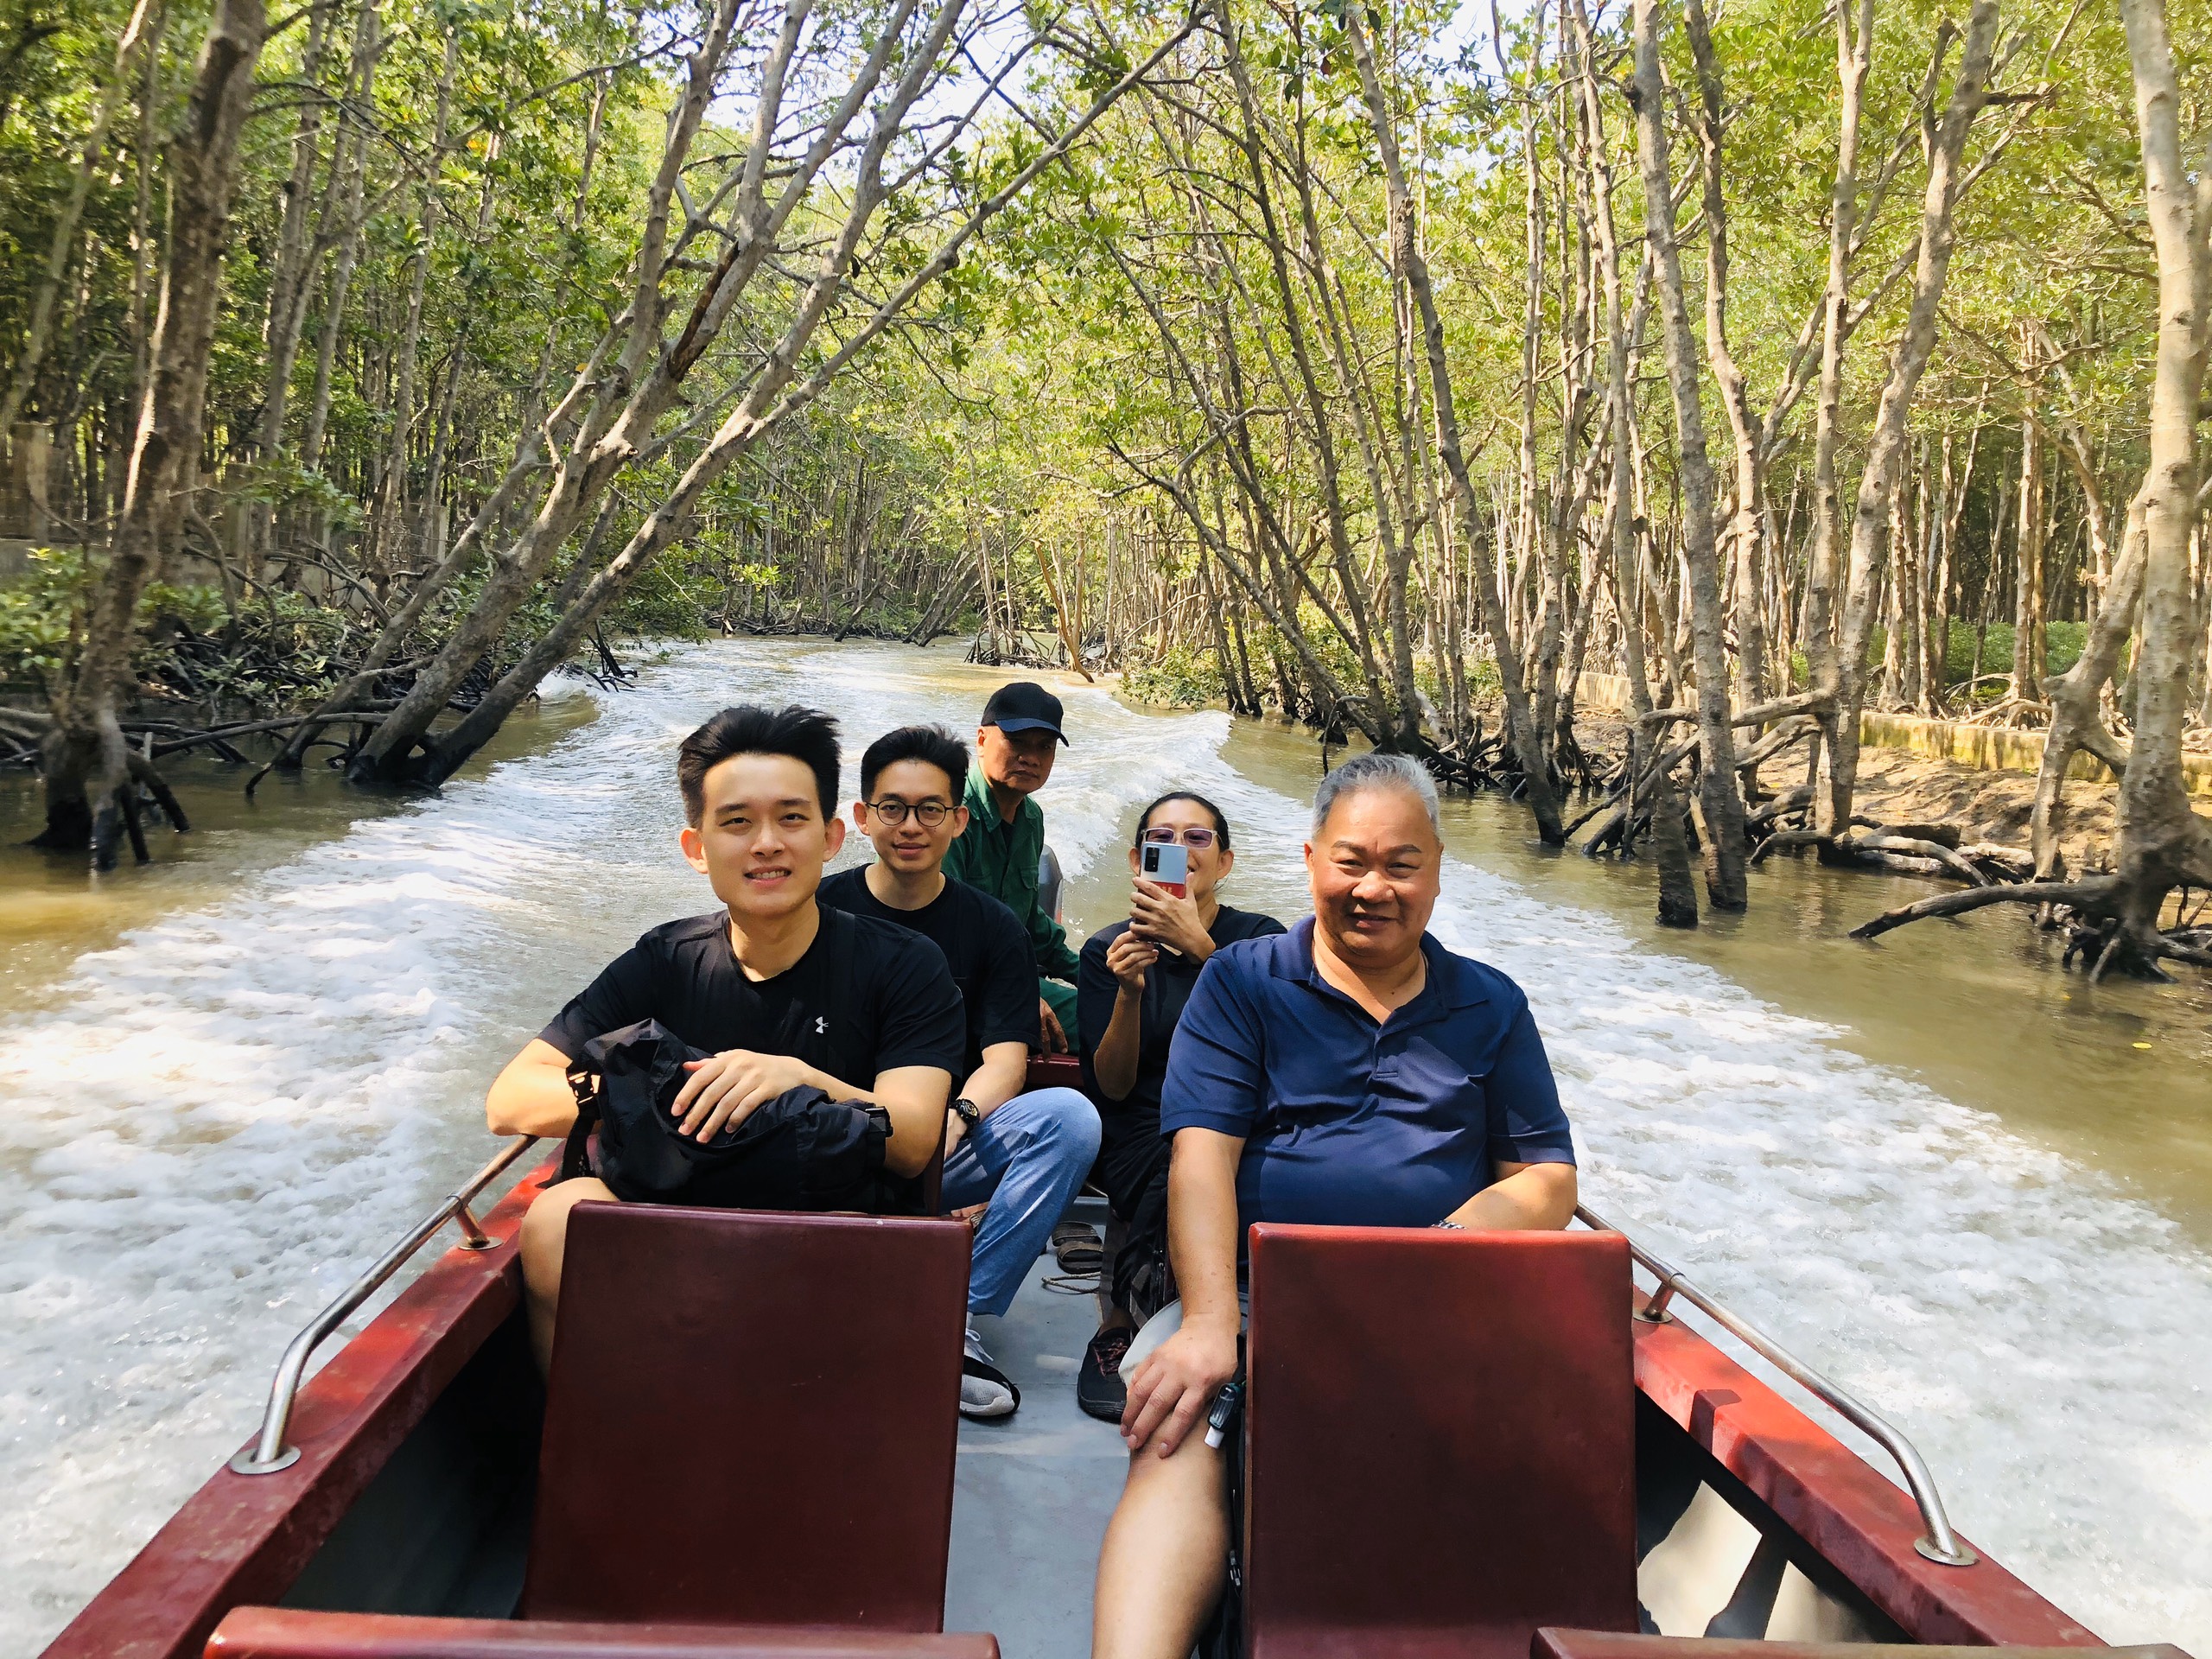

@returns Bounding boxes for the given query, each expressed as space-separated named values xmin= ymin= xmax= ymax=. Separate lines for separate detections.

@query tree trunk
xmin=370 ymin=26 xmax=456 ymax=579
xmin=2033 ymin=500 xmax=2145 ymax=875
xmin=1682 ymin=0 xmax=1769 ymax=710
xmin=1343 ymin=6 xmax=1562 ymax=840
xmin=1567 ymin=0 xmax=1697 ymax=921
xmin=1630 ymin=0 xmax=1749 ymax=907
xmin=2111 ymin=0 xmax=2212 ymax=929
xmin=1801 ymin=0 xmax=1873 ymax=822
xmin=2008 ymin=397 xmax=2048 ymax=702
xmin=299 ymin=0 xmax=384 ymax=474
xmin=0 ymin=0 xmax=156 ymax=437
xmin=1816 ymin=0 xmax=2001 ymax=836
xmin=39 ymin=0 xmax=266 ymax=864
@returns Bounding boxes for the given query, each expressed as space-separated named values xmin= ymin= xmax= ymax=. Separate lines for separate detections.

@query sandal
xmin=1051 ymin=1220 xmax=1103 ymax=1274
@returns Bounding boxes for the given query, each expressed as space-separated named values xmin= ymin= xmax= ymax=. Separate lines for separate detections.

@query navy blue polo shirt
xmin=1159 ymin=918 xmax=1575 ymax=1228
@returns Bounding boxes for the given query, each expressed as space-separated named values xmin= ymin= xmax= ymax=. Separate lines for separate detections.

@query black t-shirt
xmin=1077 ymin=903 xmax=1287 ymax=1157
xmin=817 ymin=866 xmax=1038 ymax=1080
xmin=540 ymin=904 xmax=967 ymax=1090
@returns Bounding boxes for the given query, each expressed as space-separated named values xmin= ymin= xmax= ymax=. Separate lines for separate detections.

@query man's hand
xmin=942 ymin=1106 xmax=969 ymax=1159
xmin=1121 ymin=1316 xmax=1239 ymax=1457
xmin=1106 ymin=930 xmax=1158 ymax=995
xmin=1128 ymin=879 xmax=1213 ymax=962
xmin=671 ymin=1049 xmax=812 ymax=1141
xmin=1039 ymin=995 xmax=1070 ymax=1054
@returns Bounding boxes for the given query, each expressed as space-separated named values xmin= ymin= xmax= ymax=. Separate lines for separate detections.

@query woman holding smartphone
xmin=1074 ymin=792 xmax=1284 ymax=1421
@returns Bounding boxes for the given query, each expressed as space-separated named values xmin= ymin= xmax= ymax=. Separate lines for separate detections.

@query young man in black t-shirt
xmin=489 ymin=705 xmax=967 ymax=1370
xmin=818 ymin=725 xmax=1101 ymax=1420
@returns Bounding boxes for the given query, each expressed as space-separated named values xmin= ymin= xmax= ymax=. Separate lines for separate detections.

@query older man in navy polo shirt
xmin=1088 ymin=751 xmax=1579 ymax=1659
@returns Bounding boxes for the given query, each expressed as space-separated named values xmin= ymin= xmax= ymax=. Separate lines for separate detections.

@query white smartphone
xmin=1140 ymin=840 xmax=1189 ymax=898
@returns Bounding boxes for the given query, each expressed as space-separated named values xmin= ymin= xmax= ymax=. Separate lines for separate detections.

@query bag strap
xmin=556 ymin=1057 xmax=601 ymax=1184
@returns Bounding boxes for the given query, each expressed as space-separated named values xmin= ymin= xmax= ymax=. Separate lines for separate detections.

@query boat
xmin=37 ymin=1055 xmax=2186 ymax=1659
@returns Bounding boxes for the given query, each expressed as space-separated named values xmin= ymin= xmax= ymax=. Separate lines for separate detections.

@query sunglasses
xmin=1141 ymin=826 xmax=1217 ymax=849
xmin=868 ymin=799 xmax=951 ymax=826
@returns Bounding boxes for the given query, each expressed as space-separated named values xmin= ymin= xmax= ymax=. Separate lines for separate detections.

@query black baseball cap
xmin=981 ymin=681 xmax=1069 ymax=745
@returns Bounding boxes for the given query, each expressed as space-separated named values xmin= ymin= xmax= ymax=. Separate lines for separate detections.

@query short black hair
xmin=860 ymin=724 xmax=969 ymax=804
xmin=1135 ymin=791 xmax=1233 ymax=852
xmin=677 ymin=704 xmax=841 ymax=825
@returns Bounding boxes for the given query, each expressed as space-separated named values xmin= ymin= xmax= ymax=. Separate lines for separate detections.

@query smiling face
xmin=976 ymin=723 xmax=1058 ymax=798
xmin=1303 ymin=784 xmax=1440 ymax=974
xmin=1127 ymin=797 xmax=1233 ymax=902
xmin=853 ymin=758 xmax=967 ymax=877
xmin=679 ymin=752 xmax=843 ymax=924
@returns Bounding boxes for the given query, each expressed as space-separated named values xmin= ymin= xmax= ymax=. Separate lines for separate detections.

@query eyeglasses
xmin=1141 ymin=826 xmax=1217 ymax=849
xmin=868 ymin=799 xmax=951 ymax=826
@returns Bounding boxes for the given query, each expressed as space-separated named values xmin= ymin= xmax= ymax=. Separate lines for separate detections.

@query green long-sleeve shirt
xmin=944 ymin=765 xmax=1081 ymax=982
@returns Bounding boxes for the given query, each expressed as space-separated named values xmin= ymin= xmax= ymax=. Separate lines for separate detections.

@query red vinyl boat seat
xmin=1243 ymin=1224 xmax=1638 ymax=1659
xmin=521 ymin=1204 xmax=970 ymax=1629
xmin=205 ymin=1607 xmax=1001 ymax=1658
xmin=1531 ymin=1630 xmax=2196 ymax=1659
xmin=1024 ymin=1053 xmax=1083 ymax=1094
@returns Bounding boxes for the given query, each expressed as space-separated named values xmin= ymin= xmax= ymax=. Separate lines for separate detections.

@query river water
xmin=2 ymin=639 xmax=2207 ymax=1657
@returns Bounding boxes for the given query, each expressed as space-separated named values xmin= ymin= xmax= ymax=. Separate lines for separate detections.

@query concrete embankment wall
xmin=1573 ymin=672 xmax=2212 ymax=800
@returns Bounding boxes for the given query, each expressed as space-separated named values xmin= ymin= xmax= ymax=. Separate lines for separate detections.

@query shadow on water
xmin=1211 ymin=714 xmax=2212 ymax=1251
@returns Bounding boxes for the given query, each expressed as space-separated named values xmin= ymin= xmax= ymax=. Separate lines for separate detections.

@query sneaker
xmin=961 ymin=1327 xmax=1020 ymax=1421
xmin=1076 ymin=1323 xmax=1132 ymax=1423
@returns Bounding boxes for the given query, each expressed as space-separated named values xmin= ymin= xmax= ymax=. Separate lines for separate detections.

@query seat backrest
xmin=1530 ymin=1632 xmax=2192 ymax=1659
xmin=1243 ymin=1225 xmax=1637 ymax=1659
xmin=1024 ymin=1053 xmax=1083 ymax=1095
xmin=521 ymin=1204 xmax=970 ymax=1630
xmin=207 ymin=1606 xmax=1002 ymax=1658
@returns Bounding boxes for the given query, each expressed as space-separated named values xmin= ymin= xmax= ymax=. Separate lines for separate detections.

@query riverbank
xmin=1123 ymin=679 xmax=2144 ymax=882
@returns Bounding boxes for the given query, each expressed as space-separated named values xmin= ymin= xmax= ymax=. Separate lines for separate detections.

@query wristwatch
xmin=949 ymin=1096 xmax=981 ymax=1128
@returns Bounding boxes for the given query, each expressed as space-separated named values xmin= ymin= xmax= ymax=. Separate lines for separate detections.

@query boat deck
xmin=947 ymin=1207 xmax=1125 ymax=1659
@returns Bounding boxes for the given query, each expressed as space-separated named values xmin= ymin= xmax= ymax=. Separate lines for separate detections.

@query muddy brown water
xmin=0 ymin=696 xmax=602 ymax=1014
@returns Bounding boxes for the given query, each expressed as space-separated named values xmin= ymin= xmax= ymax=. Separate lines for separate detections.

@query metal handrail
xmin=228 ymin=1137 xmax=541 ymax=1476
xmin=1576 ymin=1202 xmax=1978 ymax=1568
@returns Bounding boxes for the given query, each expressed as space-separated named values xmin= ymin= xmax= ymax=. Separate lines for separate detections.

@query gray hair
xmin=1312 ymin=751 xmax=1441 ymax=838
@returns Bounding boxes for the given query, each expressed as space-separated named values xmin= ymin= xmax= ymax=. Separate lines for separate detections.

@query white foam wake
xmin=1 ymin=640 xmax=2204 ymax=1656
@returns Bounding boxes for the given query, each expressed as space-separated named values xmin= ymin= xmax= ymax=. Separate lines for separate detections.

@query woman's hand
xmin=1105 ymin=929 xmax=1158 ymax=995
xmin=1129 ymin=879 xmax=1213 ymax=962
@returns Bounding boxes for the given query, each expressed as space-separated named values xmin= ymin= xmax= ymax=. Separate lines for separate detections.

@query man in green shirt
xmin=944 ymin=681 xmax=1083 ymax=1051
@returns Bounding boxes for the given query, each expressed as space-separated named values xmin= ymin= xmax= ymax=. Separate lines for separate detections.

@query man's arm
xmin=487 ymin=1039 xmax=582 ymax=1137
xmin=492 ymin=942 xmax=660 ymax=1137
xmin=1121 ymin=1127 xmax=1245 ymax=1456
xmin=1444 ymin=1159 xmax=1578 ymax=1230
xmin=869 ymin=1062 xmax=957 ymax=1177
xmin=960 ymin=1040 xmax=1031 ymax=1116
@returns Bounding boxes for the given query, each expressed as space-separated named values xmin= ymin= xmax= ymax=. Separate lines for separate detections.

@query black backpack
xmin=557 ymin=1019 xmax=893 ymax=1212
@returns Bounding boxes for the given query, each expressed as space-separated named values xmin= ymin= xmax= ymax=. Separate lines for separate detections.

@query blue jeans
xmin=940 ymin=1085 xmax=1101 ymax=1319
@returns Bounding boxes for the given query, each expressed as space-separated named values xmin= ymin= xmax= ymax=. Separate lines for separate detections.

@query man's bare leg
xmin=517 ymin=1177 xmax=616 ymax=1374
xmin=1091 ymin=1429 xmax=1229 ymax=1659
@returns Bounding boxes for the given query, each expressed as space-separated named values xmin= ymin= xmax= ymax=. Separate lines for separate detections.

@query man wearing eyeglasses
xmin=819 ymin=723 xmax=1101 ymax=1421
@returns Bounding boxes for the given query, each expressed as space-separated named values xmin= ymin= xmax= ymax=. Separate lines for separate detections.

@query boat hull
xmin=40 ymin=1147 xmax=2098 ymax=1659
